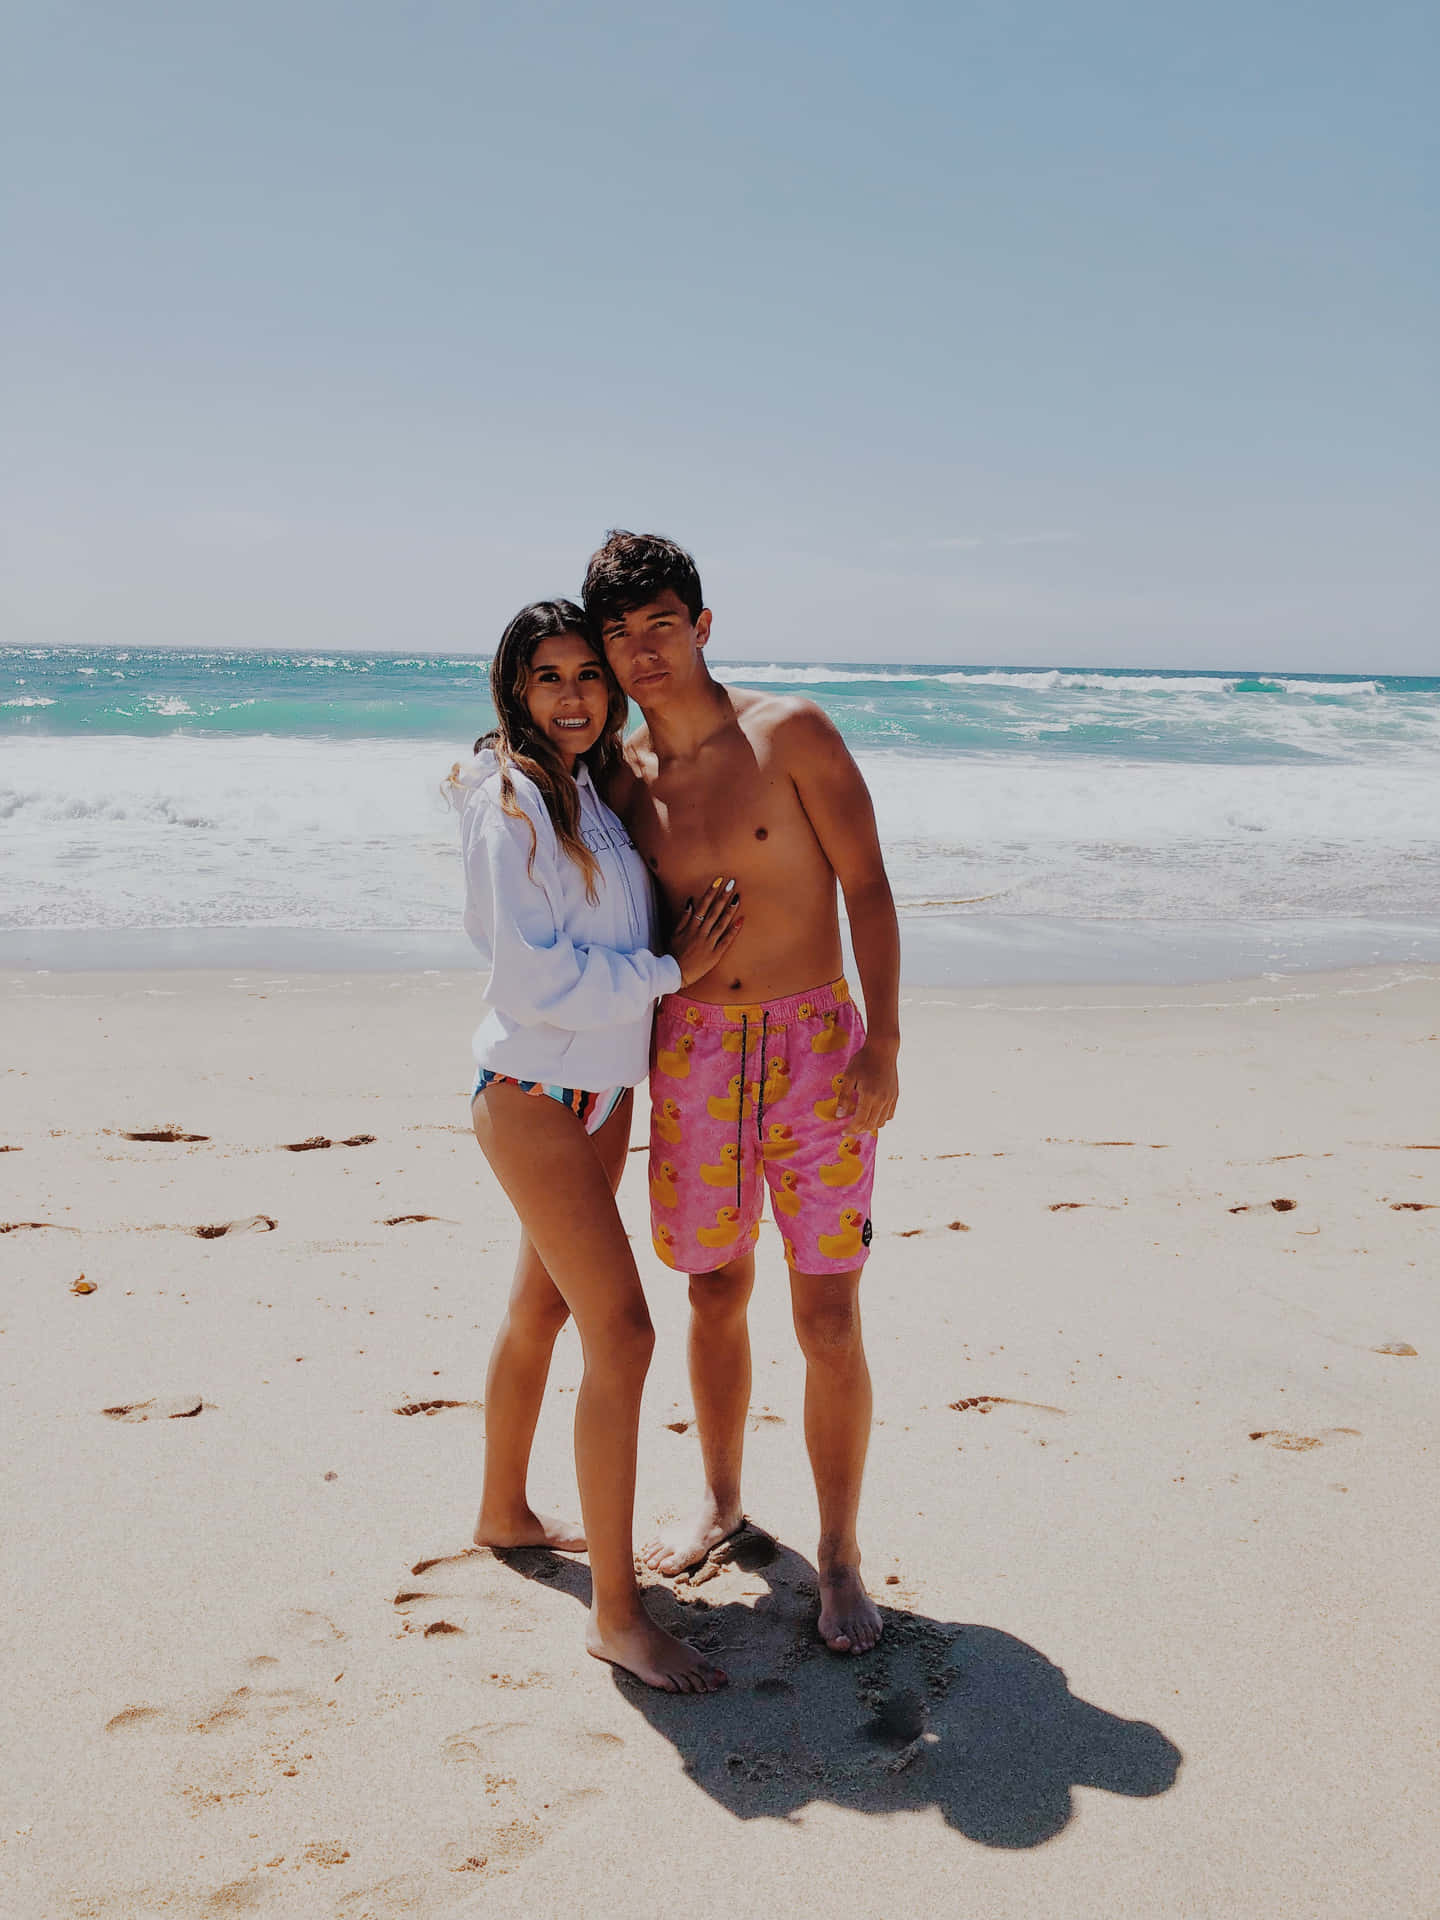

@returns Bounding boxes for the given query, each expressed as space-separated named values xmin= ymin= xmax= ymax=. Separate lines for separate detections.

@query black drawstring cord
xmin=756 ymin=1011 xmax=769 ymax=1143
xmin=736 ymin=1016 xmax=748 ymax=1210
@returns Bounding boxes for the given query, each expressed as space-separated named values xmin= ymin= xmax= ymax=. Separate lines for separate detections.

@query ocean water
xmin=4 ymin=647 xmax=1440 ymax=984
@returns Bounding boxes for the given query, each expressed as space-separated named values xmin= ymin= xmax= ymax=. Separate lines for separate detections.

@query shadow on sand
xmin=497 ymin=1536 xmax=1182 ymax=1848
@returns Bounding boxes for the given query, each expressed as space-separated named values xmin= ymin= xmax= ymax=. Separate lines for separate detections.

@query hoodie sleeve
xmin=461 ymin=778 xmax=681 ymax=1032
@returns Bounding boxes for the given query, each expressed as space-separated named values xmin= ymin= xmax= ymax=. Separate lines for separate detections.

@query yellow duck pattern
xmin=818 ymin=1207 xmax=867 ymax=1261
xmin=700 ymin=1142 xmax=742 ymax=1186
xmin=774 ymin=1168 xmax=804 ymax=1217
xmin=812 ymin=1071 xmax=847 ymax=1122
xmin=819 ymin=1134 xmax=865 ymax=1188
xmin=650 ymin=1161 xmax=679 ymax=1208
xmin=706 ymin=1075 xmax=756 ymax=1122
xmin=653 ymin=1098 xmax=683 ymax=1145
xmin=810 ymin=1010 xmax=848 ymax=1053
xmin=761 ymin=1122 xmax=800 ymax=1162
xmin=656 ymin=1031 xmax=695 ymax=1079
xmin=652 ymin=1224 xmax=678 ymax=1268
xmin=698 ymin=1206 xmax=743 ymax=1250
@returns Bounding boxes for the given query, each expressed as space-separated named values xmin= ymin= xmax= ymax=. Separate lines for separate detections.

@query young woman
xmin=450 ymin=599 xmax=740 ymax=1693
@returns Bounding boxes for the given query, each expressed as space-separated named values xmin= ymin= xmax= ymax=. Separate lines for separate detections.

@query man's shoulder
xmin=737 ymin=691 xmax=845 ymax=765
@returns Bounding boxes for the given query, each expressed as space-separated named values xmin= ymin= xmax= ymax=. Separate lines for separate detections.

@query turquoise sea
xmin=4 ymin=647 xmax=1439 ymax=983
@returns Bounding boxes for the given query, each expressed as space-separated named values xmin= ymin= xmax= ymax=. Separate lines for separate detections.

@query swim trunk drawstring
xmin=756 ymin=1011 xmax=769 ymax=1142
xmin=736 ymin=1016 xmax=748 ymax=1210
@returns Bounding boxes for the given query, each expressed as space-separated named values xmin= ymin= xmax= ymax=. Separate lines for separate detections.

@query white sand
xmin=3 ymin=964 xmax=1438 ymax=1918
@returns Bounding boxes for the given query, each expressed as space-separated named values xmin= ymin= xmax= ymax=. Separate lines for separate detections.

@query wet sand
xmin=3 ymin=964 xmax=1437 ymax=1917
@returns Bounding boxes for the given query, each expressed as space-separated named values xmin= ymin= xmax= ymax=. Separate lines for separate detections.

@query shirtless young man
xmin=585 ymin=530 xmax=901 ymax=1655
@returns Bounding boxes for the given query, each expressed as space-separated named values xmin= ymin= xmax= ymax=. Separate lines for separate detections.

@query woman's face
xmin=521 ymin=632 xmax=612 ymax=768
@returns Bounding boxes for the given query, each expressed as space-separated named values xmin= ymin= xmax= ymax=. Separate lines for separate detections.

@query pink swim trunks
xmin=648 ymin=977 xmax=877 ymax=1277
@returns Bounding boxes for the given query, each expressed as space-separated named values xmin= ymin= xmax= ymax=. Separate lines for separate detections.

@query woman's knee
xmin=582 ymin=1301 xmax=656 ymax=1375
xmin=509 ymin=1289 xmax=571 ymax=1343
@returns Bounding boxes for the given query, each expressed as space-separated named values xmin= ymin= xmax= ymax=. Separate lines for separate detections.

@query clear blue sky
xmin=5 ymin=1 xmax=1436 ymax=668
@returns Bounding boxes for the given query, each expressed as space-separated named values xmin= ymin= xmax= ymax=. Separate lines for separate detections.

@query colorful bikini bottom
xmin=471 ymin=1068 xmax=627 ymax=1137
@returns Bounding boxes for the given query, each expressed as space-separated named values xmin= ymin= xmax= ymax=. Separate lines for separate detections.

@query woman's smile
xmin=523 ymin=633 xmax=613 ymax=764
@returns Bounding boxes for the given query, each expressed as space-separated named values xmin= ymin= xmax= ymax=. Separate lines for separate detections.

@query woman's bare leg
xmin=473 ymin=1092 xmax=634 ymax=1553
xmin=472 ymin=1084 xmax=724 ymax=1692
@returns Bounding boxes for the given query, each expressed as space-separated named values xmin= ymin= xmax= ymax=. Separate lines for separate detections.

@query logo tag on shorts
xmin=861 ymin=1218 xmax=873 ymax=1247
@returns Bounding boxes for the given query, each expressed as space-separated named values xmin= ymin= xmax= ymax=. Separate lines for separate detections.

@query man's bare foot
xmin=473 ymin=1505 xmax=586 ymax=1553
xmin=640 ymin=1501 xmax=745 ymax=1578
xmin=818 ymin=1562 xmax=883 ymax=1654
xmin=586 ymin=1613 xmax=728 ymax=1693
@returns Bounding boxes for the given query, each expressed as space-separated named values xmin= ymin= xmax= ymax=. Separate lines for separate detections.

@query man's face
xmin=598 ymin=588 xmax=712 ymax=703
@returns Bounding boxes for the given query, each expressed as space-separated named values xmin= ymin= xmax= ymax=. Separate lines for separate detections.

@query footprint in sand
xmin=1248 ymin=1426 xmax=1361 ymax=1452
xmin=275 ymin=1608 xmax=344 ymax=1647
xmin=393 ymin=1398 xmax=480 ymax=1417
xmin=103 ymin=1395 xmax=204 ymax=1422
xmin=192 ymin=1215 xmax=276 ymax=1238
xmin=280 ymin=1134 xmax=375 ymax=1151
xmin=105 ymin=1703 xmax=167 ymax=1733
xmin=949 ymin=1394 xmax=1066 ymax=1418
xmin=120 ymin=1124 xmax=210 ymax=1142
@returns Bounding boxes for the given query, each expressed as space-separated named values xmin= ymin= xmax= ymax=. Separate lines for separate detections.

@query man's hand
xmin=834 ymin=1040 xmax=899 ymax=1133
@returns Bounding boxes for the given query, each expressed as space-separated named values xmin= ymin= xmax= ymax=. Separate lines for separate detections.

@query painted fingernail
xmin=712 ymin=876 xmax=724 ymax=887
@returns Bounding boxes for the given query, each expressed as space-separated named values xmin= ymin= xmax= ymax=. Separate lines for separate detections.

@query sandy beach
xmin=4 ymin=963 xmax=1438 ymax=1919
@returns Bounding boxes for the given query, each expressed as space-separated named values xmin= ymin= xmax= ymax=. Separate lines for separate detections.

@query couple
xmin=451 ymin=531 xmax=901 ymax=1693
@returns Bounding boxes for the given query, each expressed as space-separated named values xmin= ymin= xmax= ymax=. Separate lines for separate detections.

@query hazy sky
xmin=5 ymin=1 xmax=1436 ymax=668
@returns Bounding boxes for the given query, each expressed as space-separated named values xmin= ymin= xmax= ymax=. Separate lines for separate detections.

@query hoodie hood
xmin=444 ymin=745 xmax=499 ymax=814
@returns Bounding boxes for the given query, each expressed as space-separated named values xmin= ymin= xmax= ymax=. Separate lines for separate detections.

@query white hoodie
xmin=449 ymin=748 xmax=680 ymax=1089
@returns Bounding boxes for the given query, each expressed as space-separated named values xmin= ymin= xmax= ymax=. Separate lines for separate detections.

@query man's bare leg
xmin=474 ymin=1093 xmax=633 ymax=1554
xmin=641 ymin=1253 xmax=754 ymax=1576
xmin=790 ymin=1267 xmax=883 ymax=1654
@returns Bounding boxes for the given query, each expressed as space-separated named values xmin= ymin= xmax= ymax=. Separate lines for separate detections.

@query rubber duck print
xmin=810 ymin=1010 xmax=847 ymax=1053
xmin=683 ymin=1005 xmax=706 ymax=1028
xmin=761 ymin=1122 xmax=800 ymax=1162
xmin=819 ymin=1134 xmax=865 ymax=1188
xmin=774 ymin=1168 xmax=804 ymax=1217
xmin=700 ymin=1142 xmax=742 ymax=1187
xmin=818 ymin=1207 xmax=867 ymax=1261
xmin=782 ymin=1234 xmax=798 ymax=1267
xmin=761 ymin=1055 xmax=791 ymax=1104
xmin=656 ymin=1031 xmax=695 ymax=1079
xmin=650 ymin=1160 xmax=680 ymax=1209
xmin=813 ymin=1071 xmax=847 ymax=1122
xmin=697 ymin=1206 xmax=743 ymax=1250
xmin=652 ymin=1224 xmax=679 ymax=1269
xmin=653 ymin=1098 xmax=683 ymax=1146
xmin=706 ymin=1075 xmax=755 ymax=1122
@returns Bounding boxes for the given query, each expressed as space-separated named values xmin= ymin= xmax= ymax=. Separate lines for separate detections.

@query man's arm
xmin=782 ymin=704 xmax=900 ymax=1132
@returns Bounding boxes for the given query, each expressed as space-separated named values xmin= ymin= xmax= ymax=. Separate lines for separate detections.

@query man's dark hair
xmin=582 ymin=530 xmax=704 ymax=629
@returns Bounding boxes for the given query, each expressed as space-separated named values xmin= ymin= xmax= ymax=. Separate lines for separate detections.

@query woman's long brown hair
xmin=479 ymin=599 xmax=628 ymax=904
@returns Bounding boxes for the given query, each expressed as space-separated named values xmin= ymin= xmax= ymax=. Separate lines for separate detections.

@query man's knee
xmin=687 ymin=1258 xmax=754 ymax=1322
xmin=792 ymin=1280 xmax=864 ymax=1367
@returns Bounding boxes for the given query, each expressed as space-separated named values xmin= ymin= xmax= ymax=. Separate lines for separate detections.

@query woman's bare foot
xmin=818 ymin=1562 xmax=883 ymax=1654
xmin=585 ymin=1612 xmax=728 ymax=1692
xmin=639 ymin=1499 xmax=745 ymax=1578
xmin=473 ymin=1505 xmax=586 ymax=1553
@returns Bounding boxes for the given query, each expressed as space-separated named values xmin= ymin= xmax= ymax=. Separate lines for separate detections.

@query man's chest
xmin=627 ymin=746 xmax=804 ymax=883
